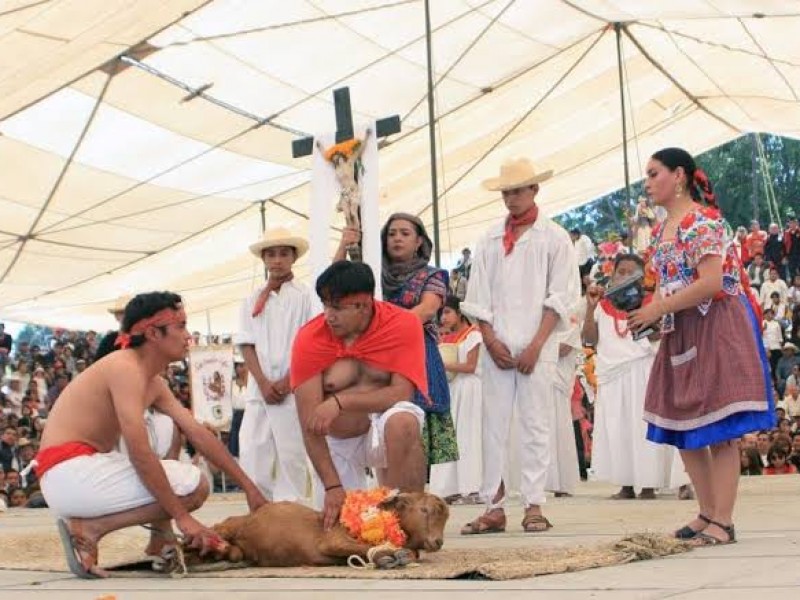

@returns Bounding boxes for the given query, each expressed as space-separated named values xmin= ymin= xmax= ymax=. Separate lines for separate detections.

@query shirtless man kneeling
xmin=36 ymin=292 xmax=267 ymax=578
xmin=291 ymin=261 xmax=428 ymax=529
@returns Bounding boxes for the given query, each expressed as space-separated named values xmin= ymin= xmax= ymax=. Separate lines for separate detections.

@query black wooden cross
xmin=291 ymin=87 xmax=401 ymax=158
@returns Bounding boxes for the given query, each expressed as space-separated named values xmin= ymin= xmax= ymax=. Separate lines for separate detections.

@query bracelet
xmin=330 ymin=393 xmax=343 ymax=411
xmin=324 ymin=483 xmax=343 ymax=492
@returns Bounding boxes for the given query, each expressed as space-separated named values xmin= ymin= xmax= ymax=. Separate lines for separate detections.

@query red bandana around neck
xmin=252 ymin=273 xmax=294 ymax=317
xmin=503 ymin=205 xmax=539 ymax=255
xmin=441 ymin=324 xmax=478 ymax=345
xmin=290 ymin=300 xmax=429 ymax=402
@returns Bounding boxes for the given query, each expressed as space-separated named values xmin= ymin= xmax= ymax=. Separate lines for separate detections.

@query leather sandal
xmin=690 ymin=519 xmax=736 ymax=547
xmin=674 ymin=514 xmax=711 ymax=540
xmin=56 ymin=519 xmax=103 ymax=579
xmin=521 ymin=513 xmax=553 ymax=533
xmin=460 ymin=510 xmax=506 ymax=535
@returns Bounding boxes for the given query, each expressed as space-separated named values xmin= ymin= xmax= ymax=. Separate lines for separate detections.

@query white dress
xmin=544 ymin=346 xmax=580 ymax=495
xmin=591 ymin=305 xmax=678 ymax=489
xmin=429 ymin=328 xmax=483 ymax=498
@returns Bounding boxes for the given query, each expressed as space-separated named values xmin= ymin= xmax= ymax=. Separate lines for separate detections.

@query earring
xmin=675 ymin=183 xmax=685 ymax=198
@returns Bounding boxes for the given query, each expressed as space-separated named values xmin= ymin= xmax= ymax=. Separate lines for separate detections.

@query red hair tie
xmin=693 ymin=168 xmax=717 ymax=206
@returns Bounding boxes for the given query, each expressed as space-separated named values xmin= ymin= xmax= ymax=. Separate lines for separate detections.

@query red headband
xmin=115 ymin=307 xmax=187 ymax=349
xmin=322 ymin=293 xmax=374 ymax=308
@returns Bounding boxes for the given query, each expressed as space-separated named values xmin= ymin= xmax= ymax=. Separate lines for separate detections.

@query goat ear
xmin=378 ymin=490 xmax=409 ymax=510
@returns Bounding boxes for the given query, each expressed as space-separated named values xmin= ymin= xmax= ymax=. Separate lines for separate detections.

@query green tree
xmin=555 ymin=134 xmax=800 ymax=241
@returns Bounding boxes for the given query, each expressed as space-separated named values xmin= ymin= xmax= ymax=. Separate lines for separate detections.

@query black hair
xmin=767 ymin=443 xmax=788 ymax=464
xmin=444 ymin=295 xmax=471 ymax=325
xmin=740 ymin=447 xmax=762 ymax=476
xmin=121 ymin=292 xmax=184 ymax=348
xmin=444 ymin=295 xmax=460 ymax=311
xmin=651 ymin=147 xmax=717 ymax=207
xmin=380 ymin=213 xmax=433 ymax=261
xmin=613 ymin=252 xmax=644 ymax=271
xmin=315 ymin=261 xmax=375 ymax=302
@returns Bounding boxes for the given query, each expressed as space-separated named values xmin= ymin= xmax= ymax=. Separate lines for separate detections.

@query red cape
xmin=290 ymin=300 xmax=428 ymax=400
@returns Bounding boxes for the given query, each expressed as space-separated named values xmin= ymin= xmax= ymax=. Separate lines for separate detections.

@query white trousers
xmin=481 ymin=359 xmax=554 ymax=507
xmin=239 ymin=394 xmax=309 ymax=502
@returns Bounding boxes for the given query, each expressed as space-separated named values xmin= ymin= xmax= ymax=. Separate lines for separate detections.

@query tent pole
xmin=614 ymin=23 xmax=632 ymax=212
xmin=259 ymin=199 xmax=266 ymax=232
xmin=750 ymin=133 xmax=760 ymax=222
xmin=424 ymin=0 xmax=441 ymax=267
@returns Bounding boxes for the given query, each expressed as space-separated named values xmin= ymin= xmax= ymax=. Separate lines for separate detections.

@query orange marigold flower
xmin=324 ymin=138 xmax=362 ymax=162
xmin=339 ymin=487 xmax=407 ymax=547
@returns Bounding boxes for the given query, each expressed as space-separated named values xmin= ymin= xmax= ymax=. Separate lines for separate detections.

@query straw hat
xmin=783 ymin=342 xmax=798 ymax=352
xmin=107 ymin=295 xmax=132 ymax=315
xmin=249 ymin=227 xmax=309 ymax=259
xmin=481 ymin=157 xmax=553 ymax=192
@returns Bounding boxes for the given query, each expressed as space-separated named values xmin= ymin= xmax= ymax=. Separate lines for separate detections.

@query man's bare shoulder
xmin=86 ymin=351 xmax=158 ymax=389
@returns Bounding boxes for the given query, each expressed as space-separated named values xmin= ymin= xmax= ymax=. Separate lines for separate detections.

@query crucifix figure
xmin=292 ymin=87 xmax=400 ymax=262
xmin=315 ymin=128 xmax=372 ymax=261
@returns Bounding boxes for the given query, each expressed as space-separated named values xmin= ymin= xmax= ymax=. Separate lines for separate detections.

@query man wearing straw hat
xmin=235 ymin=227 xmax=316 ymax=502
xmin=461 ymin=158 xmax=579 ymax=534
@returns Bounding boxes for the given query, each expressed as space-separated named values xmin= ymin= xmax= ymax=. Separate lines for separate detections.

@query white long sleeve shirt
xmin=760 ymin=278 xmax=789 ymax=308
xmin=234 ymin=280 xmax=316 ymax=401
xmin=462 ymin=214 xmax=580 ymax=363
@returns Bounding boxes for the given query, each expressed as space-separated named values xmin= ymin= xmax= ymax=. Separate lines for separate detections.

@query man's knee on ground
xmin=384 ymin=412 xmax=422 ymax=450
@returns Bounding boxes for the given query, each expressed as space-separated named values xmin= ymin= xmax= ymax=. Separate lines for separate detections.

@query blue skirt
xmin=646 ymin=294 xmax=774 ymax=449
xmin=413 ymin=332 xmax=451 ymax=414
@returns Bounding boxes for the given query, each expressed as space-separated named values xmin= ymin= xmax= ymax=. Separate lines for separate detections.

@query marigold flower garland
xmin=323 ymin=138 xmax=362 ymax=162
xmin=339 ymin=487 xmax=407 ymax=547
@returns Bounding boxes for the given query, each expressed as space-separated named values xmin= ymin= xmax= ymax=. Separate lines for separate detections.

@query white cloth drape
xmin=310 ymin=124 xmax=381 ymax=297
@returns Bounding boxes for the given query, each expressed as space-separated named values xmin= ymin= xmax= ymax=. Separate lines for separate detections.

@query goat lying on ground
xmin=184 ymin=491 xmax=449 ymax=568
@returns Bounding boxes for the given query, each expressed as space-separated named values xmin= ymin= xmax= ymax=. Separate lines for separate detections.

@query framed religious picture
xmin=188 ymin=344 xmax=234 ymax=431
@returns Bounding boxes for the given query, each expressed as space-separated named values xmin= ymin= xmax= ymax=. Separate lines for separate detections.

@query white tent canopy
xmin=1 ymin=0 xmax=799 ymax=332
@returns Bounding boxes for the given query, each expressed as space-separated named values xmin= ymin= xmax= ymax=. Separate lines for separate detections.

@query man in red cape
xmin=291 ymin=261 xmax=428 ymax=529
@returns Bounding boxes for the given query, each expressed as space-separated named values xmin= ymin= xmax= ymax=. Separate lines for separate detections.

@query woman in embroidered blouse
xmin=628 ymin=147 xmax=773 ymax=546
xmin=379 ymin=214 xmax=458 ymax=468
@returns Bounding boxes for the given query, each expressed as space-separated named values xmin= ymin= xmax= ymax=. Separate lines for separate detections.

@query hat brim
xmin=481 ymin=170 xmax=553 ymax=192
xmin=249 ymin=237 xmax=309 ymax=259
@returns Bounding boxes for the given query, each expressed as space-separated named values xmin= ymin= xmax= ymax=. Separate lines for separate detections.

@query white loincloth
xmin=312 ymin=400 xmax=424 ymax=508
xmin=40 ymin=452 xmax=201 ymax=518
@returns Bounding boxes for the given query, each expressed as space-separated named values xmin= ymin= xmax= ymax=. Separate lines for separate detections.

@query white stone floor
xmin=0 ymin=476 xmax=798 ymax=599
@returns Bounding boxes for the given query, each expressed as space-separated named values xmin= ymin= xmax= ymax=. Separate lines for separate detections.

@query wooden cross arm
xmin=292 ymin=115 xmax=401 ymax=158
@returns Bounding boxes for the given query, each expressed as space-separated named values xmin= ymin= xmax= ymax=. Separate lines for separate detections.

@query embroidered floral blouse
xmin=644 ymin=205 xmax=742 ymax=334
